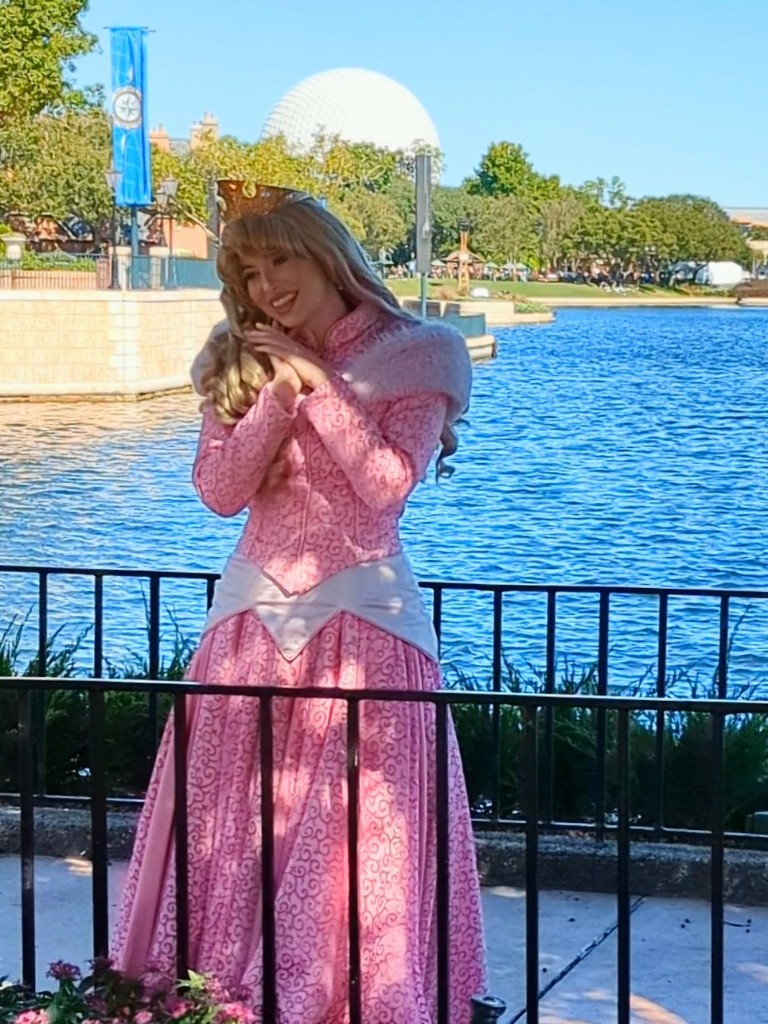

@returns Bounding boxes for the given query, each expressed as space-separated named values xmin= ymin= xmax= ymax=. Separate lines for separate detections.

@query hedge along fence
xmin=1 ymin=615 xmax=767 ymax=835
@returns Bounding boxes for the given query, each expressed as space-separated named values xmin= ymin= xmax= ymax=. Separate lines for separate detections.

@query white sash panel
xmin=203 ymin=552 xmax=439 ymax=663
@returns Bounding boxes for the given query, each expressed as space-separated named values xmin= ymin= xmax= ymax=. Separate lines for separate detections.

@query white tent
xmin=694 ymin=261 xmax=748 ymax=287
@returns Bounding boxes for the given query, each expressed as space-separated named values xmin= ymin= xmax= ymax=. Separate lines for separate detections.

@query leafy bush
xmin=1 ymin=611 xmax=766 ymax=834
xmin=0 ymin=613 xmax=193 ymax=796
xmin=444 ymin=654 xmax=768 ymax=834
xmin=0 ymin=958 xmax=256 ymax=1024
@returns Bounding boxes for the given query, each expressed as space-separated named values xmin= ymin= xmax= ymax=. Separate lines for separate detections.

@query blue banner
xmin=109 ymin=28 xmax=152 ymax=207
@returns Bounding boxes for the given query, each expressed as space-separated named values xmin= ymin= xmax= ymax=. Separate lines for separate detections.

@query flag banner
xmin=109 ymin=28 xmax=152 ymax=207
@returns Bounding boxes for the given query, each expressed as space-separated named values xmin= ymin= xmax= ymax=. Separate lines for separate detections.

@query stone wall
xmin=0 ymin=289 xmax=224 ymax=399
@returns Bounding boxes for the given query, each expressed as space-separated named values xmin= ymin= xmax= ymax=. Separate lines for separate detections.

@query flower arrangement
xmin=0 ymin=959 xmax=256 ymax=1024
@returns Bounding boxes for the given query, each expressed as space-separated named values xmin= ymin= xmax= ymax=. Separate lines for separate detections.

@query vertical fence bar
xmin=91 ymin=574 xmax=108 ymax=955
xmin=595 ymin=591 xmax=610 ymax=839
xmin=436 ymin=701 xmax=451 ymax=1024
xmin=18 ymin=688 xmax=36 ymax=990
xmin=259 ymin=695 xmax=277 ymax=1023
xmin=717 ymin=596 xmax=729 ymax=699
xmin=491 ymin=590 xmax=503 ymax=820
xmin=206 ymin=576 xmax=216 ymax=610
xmin=347 ymin=699 xmax=362 ymax=1024
xmin=542 ymin=590 xmax=557 ymax=824
xmin=524 ymin=703 xmax=539 ymax=1024
xmin=710 ymin=710 xmax=725 ymax=1024
xmin=616 ymin=710 xmax=631 ymax=1024
xmin=89 ymin=685 xmax=109 ymax=958
xmin=173 ymin=692 xmax=189 ymax=979
xmin=432 ymin=585 xmax=443 ymax=656
xmin=34 ymin=571 xmax=49 ymax=795
xmin=148 ymin=575 xmax=161 ymax=749
xmin=653 ymin=593 xmax=668 ymax=837
xmin=93 ymin=575 xmax=104 ymax=678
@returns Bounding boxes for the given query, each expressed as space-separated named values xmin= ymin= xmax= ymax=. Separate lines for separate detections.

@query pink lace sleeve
xmin=192 ymin=385 xmax=293 ymax=517
xmin=301 ymin=376 xmax=448 ymax=512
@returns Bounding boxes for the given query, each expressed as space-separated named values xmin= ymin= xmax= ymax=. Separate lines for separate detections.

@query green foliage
xmin=510 ymin=297 xmax=549 ymax=314
xmin=471 ymin=194 xmax=535 ymax=266
xmin=14 ymin=251 xmax=100 ymax=271
xmin=0 ymin=108 xmax=113 ymax=227
xmin=0 ymin=0 xmax=99 ymax=123
xmin=445 ymin=655 xmax=768 ymax=833
xmin=466 ymin=141 xmax=561 ymax=206
xmin=0 ymin=957 xmax=260 ymax=1023
xmin=2 ymin=607 xmax=765 ymax=834
xmin=632 ymin=194 xmax=751 ymax=266
xmin=0 ymin=611 xmax=193 ymax=795
xmin=0 ymin=103 xmax=752 ymax=276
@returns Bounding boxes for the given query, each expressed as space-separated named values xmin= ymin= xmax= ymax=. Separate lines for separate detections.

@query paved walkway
xmin=1 ymin=857 xmax=765 ymax=1022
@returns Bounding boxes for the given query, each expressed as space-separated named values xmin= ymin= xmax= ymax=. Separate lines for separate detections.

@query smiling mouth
xmin=271 ymin=291 xmax=298 ymax=313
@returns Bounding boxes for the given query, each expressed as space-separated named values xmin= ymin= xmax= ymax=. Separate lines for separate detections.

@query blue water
xmin=2 ymin=306 xmax=768 ymax=692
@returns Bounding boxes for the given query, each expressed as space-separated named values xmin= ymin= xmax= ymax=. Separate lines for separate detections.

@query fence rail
xmin=8 ymin=674 xmax=768 ymax=1024
xmin=0 ymin=257 xmax=109 ymax=290
xmin=3 ymin=563 xmax=768 ymax=844
xmin=0 ymin=256 xmax=219 ymax=291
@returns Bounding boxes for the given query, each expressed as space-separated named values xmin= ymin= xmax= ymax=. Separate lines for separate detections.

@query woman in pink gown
xmin=112 ymin=184 xmax=487 ymax=1023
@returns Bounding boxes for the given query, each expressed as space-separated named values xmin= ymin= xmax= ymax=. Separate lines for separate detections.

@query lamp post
xmin=457 ymin=218 xmax=472 ymax=297
xmin=414 ymin=152 xmax=432 ymax=319
xmin=104 ymin=166 xmax=122 ymax=289
xmin=157 ymin=176 xmax=178 ymax=287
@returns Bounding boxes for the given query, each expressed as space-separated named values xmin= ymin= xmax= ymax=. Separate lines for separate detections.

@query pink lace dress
xmin=112 ymin=303 xmax=487 ymax=1023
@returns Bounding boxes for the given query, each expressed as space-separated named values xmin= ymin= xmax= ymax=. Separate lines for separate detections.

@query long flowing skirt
xmin=112 ymin=610 xmax=487 ymax=1023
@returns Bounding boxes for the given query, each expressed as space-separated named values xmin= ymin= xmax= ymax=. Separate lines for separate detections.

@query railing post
xmin=469 ymin=995 xmax=507 ymax=1022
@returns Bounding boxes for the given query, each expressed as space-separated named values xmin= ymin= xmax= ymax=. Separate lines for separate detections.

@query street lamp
xmin=156 ymin=176 xmax=178 ymax=287
xmin=104 ymin=166 xmax=122 ymax=289
xmin=457 ymin=218 xmax=472 ymax=297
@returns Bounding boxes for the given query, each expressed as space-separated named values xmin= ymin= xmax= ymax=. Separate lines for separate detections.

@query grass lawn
xmin=386 ymin=278 xmax=670 ymax=299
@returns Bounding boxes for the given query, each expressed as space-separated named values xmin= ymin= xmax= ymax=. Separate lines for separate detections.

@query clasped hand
xmin=246 ymin=324 xmax=332 ymax=408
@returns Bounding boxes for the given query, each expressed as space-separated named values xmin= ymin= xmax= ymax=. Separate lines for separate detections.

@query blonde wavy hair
xmin=199 ymin=197 xmax=411 ymax=425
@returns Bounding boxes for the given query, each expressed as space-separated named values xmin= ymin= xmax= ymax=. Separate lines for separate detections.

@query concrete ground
xmin=1 ymin=857 xmax=765 ymax=1023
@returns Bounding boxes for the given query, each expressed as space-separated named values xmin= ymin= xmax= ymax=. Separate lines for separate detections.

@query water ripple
xmin=2 ymin=306 xmax=768 ymax=692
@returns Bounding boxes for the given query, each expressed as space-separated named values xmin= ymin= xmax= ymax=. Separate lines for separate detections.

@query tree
xmin=537 ymin=193 xmax=584 ymax=272
xmin=309 ymin=135 xmax=401 ymax=197
xmin=471 ymin=195 xmax=535 ymax=267
xmin=336 ymin=189 xmax=410 ymax=260
xmin=430 ymin=186 xmax=484 ymax=257
xmin=466 ymin=141 xmax=561 ymax=207
xmin=0 ymin=0 xmax=99 ymax=123
xmin=0 ymin=109 xmax=113 ymax=230
xmin=633 ymin=195 xmax=751 ymax=265
xmin=579 ymin=176 xmax=629 ymax=210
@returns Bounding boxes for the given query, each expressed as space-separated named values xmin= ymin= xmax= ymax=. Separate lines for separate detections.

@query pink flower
xmin=164 ymin=996 xmax=192 ymax=1019
xmin=201 ymin=976 xmax=230 ymax=1003
xmin=14 ymin=1012 xmax=48 ymax=1024
xmin=46 ymin=960 xmax=81 ymax=982
xmin=89 ymin=955 xmax=115 ymax=977
xmin=135 ymin=1013 xmax=154 ymax=1024
xmin=217 ymin=1003 xmax=256 ymax=1024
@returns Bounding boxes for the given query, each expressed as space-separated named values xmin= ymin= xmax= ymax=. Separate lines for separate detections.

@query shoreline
xmin=399 ymin=291 xmax=765 ymax=329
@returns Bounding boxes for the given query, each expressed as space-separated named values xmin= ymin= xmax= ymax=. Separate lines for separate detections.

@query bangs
xmin=236 ymin=211 xmax=312 ymax=261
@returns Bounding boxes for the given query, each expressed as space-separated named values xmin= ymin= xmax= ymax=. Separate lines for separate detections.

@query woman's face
xmin=242 ymin=250 xmax=339 ymax=331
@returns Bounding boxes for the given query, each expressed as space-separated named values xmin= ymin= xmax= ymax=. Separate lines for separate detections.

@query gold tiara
xmin=217 ymin=180 xmax=312 ymax=223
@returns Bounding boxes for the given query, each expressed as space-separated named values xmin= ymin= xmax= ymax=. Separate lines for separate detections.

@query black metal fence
xmin=8 ymin=674 xmax=768 ymax=1024
xmin=0 ymin=257 xmax=110 ymax=290
xmin=3 ymin=563 xmax=768 ymax=845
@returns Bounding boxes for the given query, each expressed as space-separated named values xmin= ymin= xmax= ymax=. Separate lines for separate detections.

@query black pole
xmin=168 ymin=206 xmax=176 ymax=289
xmin=109 ymin=196 xmax=120 ymax=289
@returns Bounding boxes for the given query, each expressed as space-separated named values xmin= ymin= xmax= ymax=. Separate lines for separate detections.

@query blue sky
xmin=77 ymin=0 xmax=767 ymax=205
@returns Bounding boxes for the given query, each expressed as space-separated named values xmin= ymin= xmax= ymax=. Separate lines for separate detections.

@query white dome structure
xmin=261 ymin=68 xmax=440 ymax=155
